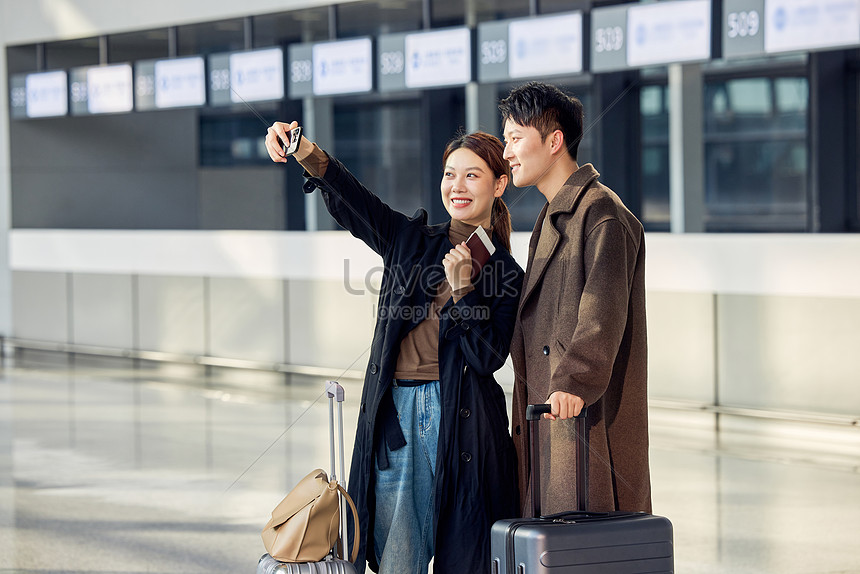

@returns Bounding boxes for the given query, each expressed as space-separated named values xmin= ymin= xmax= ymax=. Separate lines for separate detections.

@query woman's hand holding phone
xmin=265 ymin=121 xmax=303 ymax=163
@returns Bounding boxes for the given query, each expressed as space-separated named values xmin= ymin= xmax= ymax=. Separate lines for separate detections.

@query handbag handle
xmin=337 ymin=484 xmax=361 ymax=563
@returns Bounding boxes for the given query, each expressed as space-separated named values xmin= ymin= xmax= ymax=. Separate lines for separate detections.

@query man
xmin=500 ymin=82 xmax=651 ymax=515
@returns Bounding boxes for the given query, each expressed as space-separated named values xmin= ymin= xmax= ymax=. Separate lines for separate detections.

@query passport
xmin=465 ymin=226 xmax=496 ymax=279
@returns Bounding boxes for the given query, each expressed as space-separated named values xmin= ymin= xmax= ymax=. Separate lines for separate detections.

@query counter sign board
xmin=88 ymin=64 xmax=134 ymax=114
xmin=209 ymin=48 xmax=284 ymax=106
xmin=379 ymin=28 xmax=471 ymax=91
xmin=377 ymin=32 xmax=408 ymax=92
xmin=478 ymin=13 xmax=583 ymax=83
xmin=724 ymin=0 xmax=860 ymax=59
xmin=590 ymin=5 xmax=629 ymax=73
xmin=509 ymin=13 xmax=582 ymax=78
xmin=765 ymin=0 xmax=860 ymax=54
xmin=70 ymin=64 xmax=134 ymax=115
xmin=723 ymin=0 xmax=765 ymax=59
xmin=9 ymin=75 xmax=26 ymax=119
xmin=627 ymin=0 xmax=711 ymax=67
xmin=10 ymin=71 xmax=68 ymax=119
xmin=313 ymin=38 xmax=373 ymax=96
xmin=287 ymin=43 xmax=313 ymax=98
xmin=591 ymin=0 xmax=711 ymax=72
xmin=405 ymin=28 xmax=471 ymax=88
xmin=136 ymin=56 xmax=206 ymax=111
xmin=288 ymin=39 xmax=373 ymax=97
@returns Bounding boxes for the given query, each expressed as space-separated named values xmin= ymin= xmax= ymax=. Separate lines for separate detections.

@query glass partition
xmin=641 ymin=83 xmax=670 ymax=231
xmin=333 ymin=98 xmax=425 ymax=217
xmin=704 ymin=75 xmax=808 ymax=231
xmin=640 ymin=71 xmax=809 ymax=232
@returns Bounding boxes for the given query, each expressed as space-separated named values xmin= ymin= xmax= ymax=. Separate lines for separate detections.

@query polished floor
xmin=1 ymin=351 xmax=858 ymax=574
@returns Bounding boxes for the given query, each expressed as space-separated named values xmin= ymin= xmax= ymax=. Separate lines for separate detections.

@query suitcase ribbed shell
xmin=257 ymin=553 xmax=357 ymax=574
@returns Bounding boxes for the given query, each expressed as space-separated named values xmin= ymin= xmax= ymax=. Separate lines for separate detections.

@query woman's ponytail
xmin=492 ymin=197 xmax=512 ymax=252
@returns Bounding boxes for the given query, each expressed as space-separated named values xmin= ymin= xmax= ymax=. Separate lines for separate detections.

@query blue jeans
xmin=373 ymin=380 xmax=440 ymax=574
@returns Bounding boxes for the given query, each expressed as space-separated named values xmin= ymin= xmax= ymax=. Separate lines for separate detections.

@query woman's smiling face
xmin=440 ymin=148 xmax=506 ymax=227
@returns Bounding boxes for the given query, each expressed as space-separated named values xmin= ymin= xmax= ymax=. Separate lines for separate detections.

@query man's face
xmin=502 ymin=118 xmax=553 ymax=189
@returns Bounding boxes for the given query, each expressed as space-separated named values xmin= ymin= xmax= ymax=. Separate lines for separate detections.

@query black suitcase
xmin=491 ymin=404 xmax=674 ymax=573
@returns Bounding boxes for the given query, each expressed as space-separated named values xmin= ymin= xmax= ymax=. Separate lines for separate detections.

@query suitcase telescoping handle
xmin=325 ymin=380 xmax=349 ymax=560
xmin=525 ymin=403 xmax=589 ymax=517
xmin=326 ymin=380 xmax=347 ymax=487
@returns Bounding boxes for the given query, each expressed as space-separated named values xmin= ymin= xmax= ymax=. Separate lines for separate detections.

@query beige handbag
xmin=262 ymin=468 xmax=360 ymax=563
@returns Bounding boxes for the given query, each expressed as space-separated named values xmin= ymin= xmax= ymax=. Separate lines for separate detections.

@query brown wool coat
xmin=510 ymin=163 xmax=652 ymax=516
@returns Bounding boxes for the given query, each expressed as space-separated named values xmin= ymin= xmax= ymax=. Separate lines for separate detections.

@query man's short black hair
xmin=499 ymin=82 xmax=584 ymax=161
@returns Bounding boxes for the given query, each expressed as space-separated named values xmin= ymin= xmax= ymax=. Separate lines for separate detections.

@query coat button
xmin=370 ymin=363 xmax=378 ymax=374
xmin=542 ymin=345 xmax=550 ymax=356
xmin=462 ymin=323 xmax=470 ymax=331
xmin=459 ymin=408 xmax=471 ymax=419
xmin=394 ymin=285 xmax=405 ymax=295
xmin=515 ymin=425 xmax=521 ymax=435
xmin=361 ymin=402 xmax=366 ymax=413
xmin=461 ymin=452 xmax=472 ymax=462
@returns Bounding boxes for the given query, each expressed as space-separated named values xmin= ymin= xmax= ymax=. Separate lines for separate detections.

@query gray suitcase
xmin=256 ymin=553 xmax=356 ymax=574
xmin=491 ymin=404 xmax=674 ymax=573
xmin=256 ymin=381 xmax=358 ymax=574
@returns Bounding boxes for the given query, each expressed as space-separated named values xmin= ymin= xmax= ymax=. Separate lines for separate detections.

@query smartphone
xmin=281 ymin=126 xmax=303 ymax=156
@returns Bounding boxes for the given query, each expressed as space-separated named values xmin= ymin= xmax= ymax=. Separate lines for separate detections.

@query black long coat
xmin=303 ymin=154 xmax=524 ymax=574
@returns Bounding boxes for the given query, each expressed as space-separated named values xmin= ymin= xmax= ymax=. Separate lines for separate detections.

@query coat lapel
xmin=518 ymin=205 xmax=559 ymax=313
xmin=516 ymin=164 xmax=601 ymax=315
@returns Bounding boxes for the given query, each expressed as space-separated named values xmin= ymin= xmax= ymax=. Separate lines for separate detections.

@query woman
xmin=265 ymin=122 xmax=523 ymax=574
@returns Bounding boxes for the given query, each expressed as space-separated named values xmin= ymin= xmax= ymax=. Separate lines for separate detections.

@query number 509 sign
xmin=724 ymin=0 xmax=860 ymax=59
xmin=723 ymin=0 xmax=766 ymax=58
xmin=727 ymin=9 xmax=760 ymax=38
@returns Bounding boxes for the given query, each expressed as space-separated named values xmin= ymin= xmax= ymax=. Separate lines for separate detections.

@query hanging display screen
xmin=313 ymin=38 xmax=373 ymax=96
xmin=626 ymin=0 xmax=712 ymax=67
xmin=209 ymin=48 xmax=285 ymax=106
xmin=507 ymin=13 xmax=583 ymax=79
xmin=404 ymin=27 xmax=471 ymax=88
xmin=9 ymin=71 xmax=69 ymax=119
xmin=764 ymin=0 xmax=860 ymax=54
xmin=591 ymin=1 xmax=711 ymax=72
xmin=69 ymin=64 xmax=134 ymax=115
xmin=723 ymin=0 xmax=860 ymax=59
xmin=136 ymin=56 xmax=206 ymax=111
xmin=288 ymin=39 xmax=372 ymax=98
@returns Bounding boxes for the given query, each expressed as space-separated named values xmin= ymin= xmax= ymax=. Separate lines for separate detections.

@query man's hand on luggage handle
xmin=545 ymin=391 xmax=585 ymax=420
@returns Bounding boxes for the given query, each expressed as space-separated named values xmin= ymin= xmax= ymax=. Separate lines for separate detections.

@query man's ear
xmin=549 ymin=130 xmax=566 ymax=155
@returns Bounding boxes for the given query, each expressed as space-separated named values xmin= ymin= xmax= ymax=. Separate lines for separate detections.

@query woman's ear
xmin=495 ymin=174 xmax=508 ymax=197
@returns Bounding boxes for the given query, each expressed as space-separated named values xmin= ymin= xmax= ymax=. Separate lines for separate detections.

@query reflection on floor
xmin=1 ymin=352 xmax=858 ymax=573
